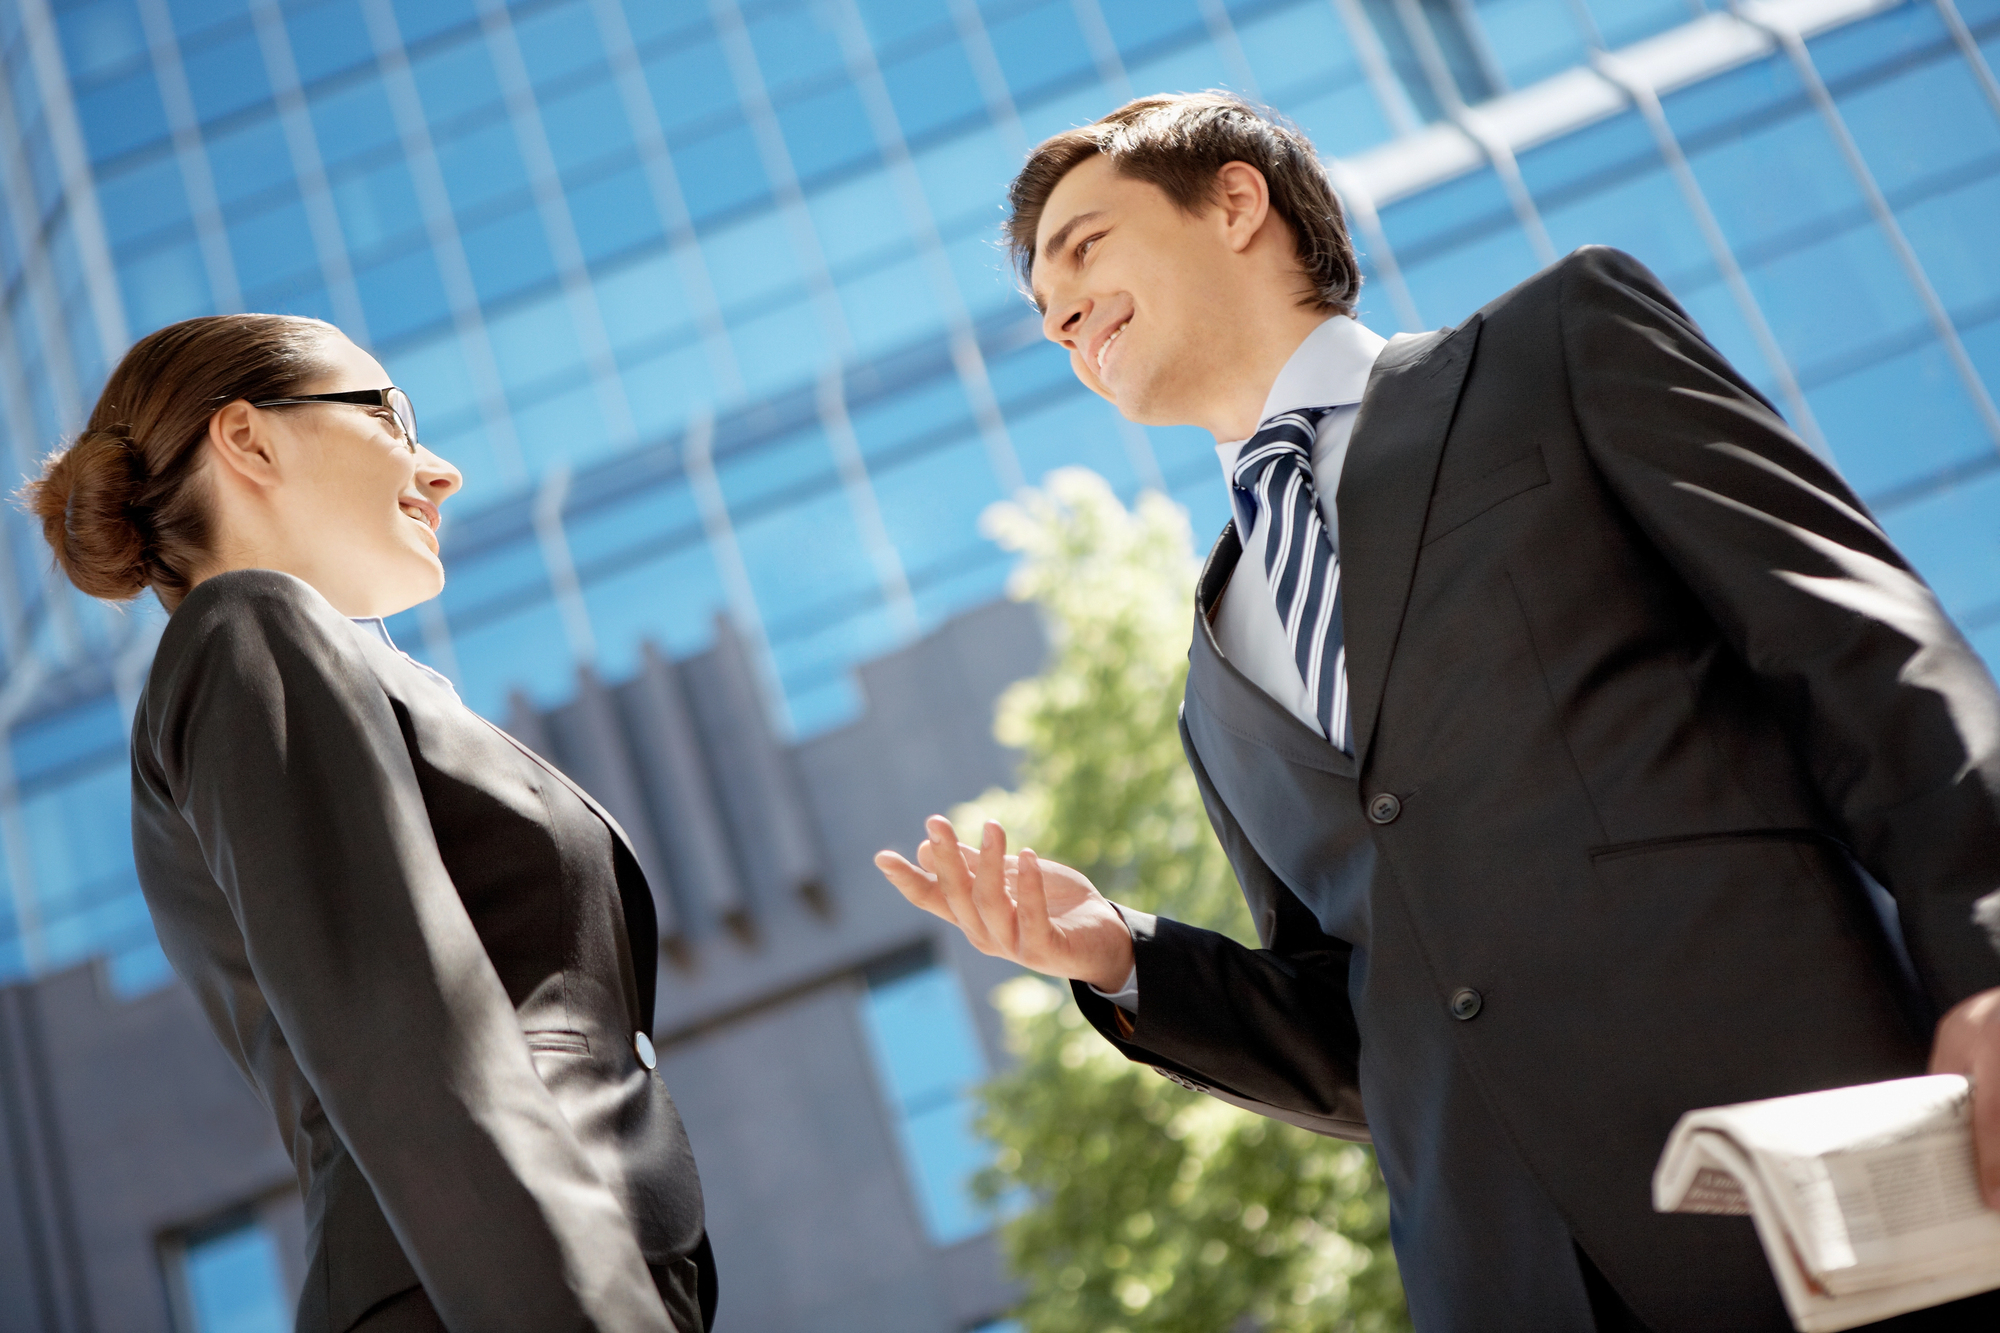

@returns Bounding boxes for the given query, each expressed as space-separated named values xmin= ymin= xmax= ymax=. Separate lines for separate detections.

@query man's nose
xmin=1046 ymin=296 xmax=1089 ymax=347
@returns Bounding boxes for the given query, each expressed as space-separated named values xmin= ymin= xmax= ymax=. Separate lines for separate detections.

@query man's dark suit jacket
xmin=131 ymin=569 xmax=713 ymax=1333
xmin=1074 ymin=247 xmax=2000 ymax=1331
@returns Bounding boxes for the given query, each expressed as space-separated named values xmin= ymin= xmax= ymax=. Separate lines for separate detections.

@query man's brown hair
xmin=1006 ymin=91 xmax=1361 ymax=314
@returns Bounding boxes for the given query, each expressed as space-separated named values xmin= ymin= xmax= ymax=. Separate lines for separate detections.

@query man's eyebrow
xmin=1039 ymin=210 xmax=1106 ymax=267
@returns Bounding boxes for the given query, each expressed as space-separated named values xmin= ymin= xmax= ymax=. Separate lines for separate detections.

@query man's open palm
xmin=874 ymin=816 xmax=1135 ymax=993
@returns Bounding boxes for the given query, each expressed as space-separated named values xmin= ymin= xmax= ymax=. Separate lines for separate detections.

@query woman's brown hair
xmin=1006 ymin=91 xmax=1361 ymax=314
xmin=22 ymin=314 xmax=334 ymax=611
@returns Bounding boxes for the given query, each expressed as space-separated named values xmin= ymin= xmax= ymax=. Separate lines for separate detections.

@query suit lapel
xmin=1337 ymin=314 xmax=1483 ymax=775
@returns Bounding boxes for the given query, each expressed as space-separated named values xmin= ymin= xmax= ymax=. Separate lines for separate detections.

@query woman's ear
xmin=205 ymin=401 xmax=283 ymax=491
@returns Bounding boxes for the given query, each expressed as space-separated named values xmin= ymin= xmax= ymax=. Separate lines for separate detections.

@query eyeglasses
xmin=249 ymin=387 xmax=419 ymax=452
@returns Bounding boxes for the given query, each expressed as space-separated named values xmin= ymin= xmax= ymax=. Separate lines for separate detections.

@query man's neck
xmin=1204 ymin=301 xmax=1342 ymax=442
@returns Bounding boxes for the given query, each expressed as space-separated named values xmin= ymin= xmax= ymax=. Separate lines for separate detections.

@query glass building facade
xmin=1 ymin=0 xmax=1997 ymax=1000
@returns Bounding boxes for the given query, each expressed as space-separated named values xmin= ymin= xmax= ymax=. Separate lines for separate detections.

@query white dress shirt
xmin=1095 ymin=315 xmax=1390 ymax=1012
xmin=351 ymin=615 xmax=463 ymax=703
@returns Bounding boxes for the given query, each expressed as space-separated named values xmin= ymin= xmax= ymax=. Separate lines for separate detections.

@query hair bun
xmin=25 ymin=425 xmax=153 ymax=601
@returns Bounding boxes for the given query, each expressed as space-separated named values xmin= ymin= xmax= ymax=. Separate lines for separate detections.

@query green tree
xmin=956 ymin=469 xmax=1409 ymax=1333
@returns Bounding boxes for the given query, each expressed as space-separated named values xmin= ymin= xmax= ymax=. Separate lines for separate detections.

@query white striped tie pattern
xmin=1231 ymin=407 xmax=1351 ymax=751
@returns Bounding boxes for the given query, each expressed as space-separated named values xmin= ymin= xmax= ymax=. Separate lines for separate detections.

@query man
xmin=875 ymin=93 xmax=2000 ymax=1330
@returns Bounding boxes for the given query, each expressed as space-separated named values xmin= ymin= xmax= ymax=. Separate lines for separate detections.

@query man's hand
xmin=1929 ymin=985 xmax=2000 ymax=1209
xmin=874 ymin=816 xmax=1136 ymax=993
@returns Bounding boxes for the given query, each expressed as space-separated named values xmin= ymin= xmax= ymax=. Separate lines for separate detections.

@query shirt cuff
xmin=1085 ymin=903 xmax=1139 ymax=1013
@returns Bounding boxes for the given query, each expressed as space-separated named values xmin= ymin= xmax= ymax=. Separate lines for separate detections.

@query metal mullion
xmin=0 ymin=656 xmax=49 ymax=976
xmin=1932 ymin=0 xmax=2000 ymax=122
xmin=1328 ymin=0 xmax=1426 ymax=137
xmin=1391 ymin=0 xmax=1473 ymax=112
xmin=684 ymin=410 xmax=795 ymax=739
xmin=1742 ymin=7 xmax=2000 ymax=450
xmin=476 ymin=0 xmax=641 ymax=453
xmin=829 ymin=0 xmax=1027 ymax=495
xmin=1594 ymin=50 xmax=1830 ymax=456
xmin=1452 ymin=107 xmax=1560 ymax=264
xmin=1445 ymin=0 xmax=1514 ymax=95
xmin=357 ymin=0 xmax=528 ymax=484
xmin=1069 ymin=0 xmax=1136 ymax=101
xmin=1196 ymin=0 xmax=1265 ymax=97
xmin=132 ymin=0 xmax=244 ymax=314
xmin=949 ymin=0 xmax=1031 ymax=159
xmin=1323 ymin=156 xmax=1426 ymax=331
xmin=588 ymin=0 xmax=748 ymax=405
xmin=819 ymin=370 xmax=919 ymax=638
xmin=248 ymin=0 xmax=372 ymax=340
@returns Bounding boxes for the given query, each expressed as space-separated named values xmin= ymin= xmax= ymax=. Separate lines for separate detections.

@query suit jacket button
xmin=1368 ymin=793 xmax=1401 ymax=824
xmin=633 ymin=1031 xmax=658 ymax=1070
xmin=1450 ymin=988 xmax=1482 ymax=1021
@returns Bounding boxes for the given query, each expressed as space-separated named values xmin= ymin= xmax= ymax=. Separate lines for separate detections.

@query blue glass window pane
xmin=568 ymin=165 xmax=665 ymax=265
xmin=1809 ymin=339 xmax=1995 ymax=500
xmin=1964 ymin=315 xmax=2000 ymax=393
xmin=745 ymin=5 xmax=846 ymax=92
xmin=1581 ymin=0 xmax=1687 ymax=49
xmin=331 ymin=159 xmax=424 ymax=256
xmin=1662 ymin=54 xmax=1801 ymax=145
xmin=1285 ymin=75 xmax=1398 ymax=159
xmin=702 ymin=210 xmax=802 ymax=313
xmin=309 ymin=80 xmax=402 ymax=170
xmin=643 ymin=38 xmax=738 ymax=138
xmin=1009 ymin=390 xmax=1138 ymax=495
xmin=514 ymin=0 xmax=606 ymax=88
xmin=1878 ymin=469 xmax=2000 ymax=623
xmin=511 ymin=378 xmax=610 ymax=472
xmin=854 ymin=0 xmax=949 ymax=46
xmin=1397 ymin=224 xmax=1543 ymax=326
xmin=809 ymin=171 xmax=910 ymax=272
xmin=120 ymin=243 xmax=212 ymax=330
xmin=73 ymin=66 xmax=169 ymax=162
xmin=58 ymin=0 xmax=147 ymax=83
xmin=23 ymin=765 xmax=134 ymax=937
xmin=875 ymin=433 xmax=1006 ymax=581
xmin=620 ymin=341 xmax=713 ymax=439
xmin=354 ymin=246 xmax=451 ymax=343
xmin=911 ymin=123 xmax=1014 ymax=237
xmin=1682 ymin=111 xmax=1864 ymax=257
xmin=229 ymin=194 xmax=320 ymax=297
xmin=182 ymin=1219 xmax=290 ymax=1333
xmin=390 ymin=0 xmax=479 ymax=46
xmin=1538 ymin=170 xmax=1712 ymax=290
xmin=10 ymin=695 xmax=123 ymax=790
xmin=539 ymin=80 xmax=635 ymax=176
xmin=576 ymin=541 xmax=726 ymax=683
xmin=1805 ymin=2 xmax=1950 ymax=84
xmin=182 ymin=29 xmax=272 ymax=125
xmin=596 ymin=249 xmax=692 ymax=351
xmin=624 ymin=5 xmax=709 ymax=47
xmin=675 ymin=123 xmax=770 ymax=224
xmin=99 ymin=155 xmax=193 ymax=251
xmin=484 ymin=290 xmax=589 ymax=389
xmin=728 ymin=295 xmax=825 ymax=397
xmin=459 ymin=208 xmax=558 ymax=306
xmin=1380 ymin=167 xmax=1516 ymax=259
xmin=1740 ymin=223 xmax=1928 ymax=375
xmin=436 ymin=119 xmax=532 ymax=214
xmin=775 ymin=82 xmax=879 ymax=182
xmin=841 ymin=255 xmax=943 ymax=361
xmin=1672 ymin=280 xmax=1785 ymax=402
xmin=283 ymin=0 xmax=378 ymax=85
xmin=882 ymin=38 xmax=985 ymax=142
xmin=165 ymin=0 xmax=246 ymax=41
xmin=412 ymin=33 xmax=505 ymax=124
xmin=107 ymin=934 xmax=175 ymax=998
xmin=388 ymin=333 xmax=482 ymax=437
xmin=1097 ymin=0 xmax=1204 ymax=49
xmin=985 ymin=0 xmax=1098 ymax=102
xmin=451 ymin=598 xmax=578 ymax=715
xmin=944 ymin=228 xmax=1018 ymax=321
xmin=1235 ymin=4 xmax=1369 ymax=107
xmin=1898 ymin=170 xmax=2000 ymax=323
xmin=206 ymin=116 xmax=294 ymax=208
xmin=1517 ymin=109 xmax=1657 ymax=201
xmin=1471 ymin=0 xmax=1591 ymax=88
xmin=1835 ymin=57 xmax=2000 ymax=200
xmin=1125 ymin=38 xmax=1235 ymax=98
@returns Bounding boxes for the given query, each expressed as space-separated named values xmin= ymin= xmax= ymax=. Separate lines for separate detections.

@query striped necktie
xmin=1231 ymin=407 xmax=1350 ymax=751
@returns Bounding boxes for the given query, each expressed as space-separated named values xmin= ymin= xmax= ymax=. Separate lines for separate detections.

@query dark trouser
xmin=1578 ymin=1243 xmax=2000 ymax=1332
xmin=353 ymin=1237 xmax=715 ymax=1333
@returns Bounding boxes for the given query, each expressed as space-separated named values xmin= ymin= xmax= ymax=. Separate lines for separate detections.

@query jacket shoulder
xmin=145 ymin=570 xmax=369 ymax=724
xmin=1473 ymin=245 xmax=1670 ymax=324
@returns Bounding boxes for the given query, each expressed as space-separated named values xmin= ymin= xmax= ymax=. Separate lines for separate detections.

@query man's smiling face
xmin=1031 ymin=155 xmax=1244 ymax=428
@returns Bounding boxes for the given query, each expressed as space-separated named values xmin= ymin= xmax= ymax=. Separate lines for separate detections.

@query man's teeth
xmin=1096 ymin=320 xmax=1129 ymax=372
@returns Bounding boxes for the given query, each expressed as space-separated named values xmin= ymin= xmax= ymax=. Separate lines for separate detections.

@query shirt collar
xmin=1216 ymin=315 xmax=1389 ymax=466
xmin=350 ymin=616 xmax=396 ymax=649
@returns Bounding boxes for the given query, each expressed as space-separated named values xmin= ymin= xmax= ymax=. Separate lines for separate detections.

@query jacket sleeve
xmin=1069 ymin=712 xmax=1370 ymax=1142
xmin=149 ymin=571 xmax=675 ymax=1332
xmin=1561 ymin=245 xmax=2000 ymax=1012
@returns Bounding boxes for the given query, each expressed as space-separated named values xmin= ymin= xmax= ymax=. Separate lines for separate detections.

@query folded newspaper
xmin=1654 ymin=1075 xmax=2000 ymax=1331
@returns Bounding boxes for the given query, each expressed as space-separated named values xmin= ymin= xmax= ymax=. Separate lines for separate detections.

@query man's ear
xmin=205 ymin=400 xmax=282 ymax=490
xmin=1214 ymin=160 xmax=1273 ymax=255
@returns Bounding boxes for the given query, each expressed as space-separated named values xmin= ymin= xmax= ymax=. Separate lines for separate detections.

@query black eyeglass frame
xmin=249 ymin=387 xmax=419 ymax=451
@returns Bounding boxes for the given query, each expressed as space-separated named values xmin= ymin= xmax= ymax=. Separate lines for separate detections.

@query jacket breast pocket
xmin=1421 ymin=450 xmax=1549 ymax=546
xmin=523 ymin=1029 xmax=591 ymax=1054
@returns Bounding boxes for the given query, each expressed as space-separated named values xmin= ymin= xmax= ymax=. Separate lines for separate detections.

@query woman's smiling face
xmin=247 ymin=332 xmax=463 ymax=617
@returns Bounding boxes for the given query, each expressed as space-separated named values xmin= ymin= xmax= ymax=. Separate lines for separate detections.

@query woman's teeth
xmin=1096 ymin=320 xmax=1129 ymax=372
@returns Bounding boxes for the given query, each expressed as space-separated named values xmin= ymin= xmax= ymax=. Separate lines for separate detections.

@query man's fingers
xmin=926 ymin=816 xmax=995 ymax=952
xmin=1016 ymin=848 xmax=1056 ymax=959
xmin=1972 ymin=1007 xmax=2000 ymax=1209
xmin=872 ymin=851 xmax=961 ymax=927
xmin=969 ymin=821 xmax=1019 ymax=955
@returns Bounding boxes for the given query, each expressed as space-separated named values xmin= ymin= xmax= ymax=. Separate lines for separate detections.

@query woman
xmin=26 ymin=315 xmax=713 ymax=1332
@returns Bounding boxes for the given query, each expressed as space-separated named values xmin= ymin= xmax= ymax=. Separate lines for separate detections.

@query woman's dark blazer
xmin=130 ymin=569 xmax=712 ymax=1333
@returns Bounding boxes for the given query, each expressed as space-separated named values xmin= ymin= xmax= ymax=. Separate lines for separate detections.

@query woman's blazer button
xmin=633 ymin=1031 xmax=658 ymax=1070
